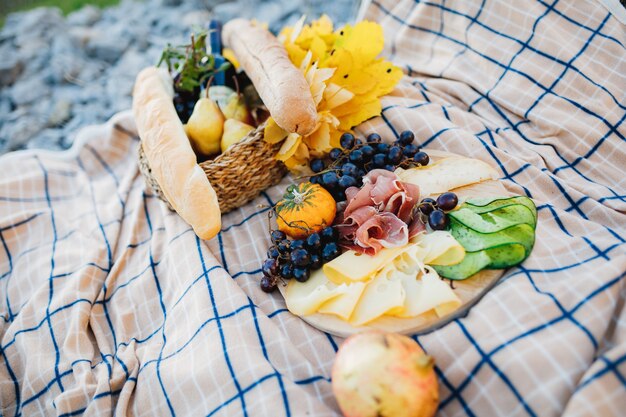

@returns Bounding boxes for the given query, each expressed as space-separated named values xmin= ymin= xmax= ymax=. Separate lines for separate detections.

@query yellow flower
xmin=267 ymin=15 xmax=402 ymax=171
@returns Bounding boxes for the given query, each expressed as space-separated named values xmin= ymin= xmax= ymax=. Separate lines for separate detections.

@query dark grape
xmin=348 ymin=149 xmax=364 ymax=165
xmin=310 ymin=158 xmax=325 ymax=173
xmin=310 ymin=175 xmax=320 ymax=185
xmin=320 ymin=226 xmax=338 ymax=242
xmin=262 ymin=258 xmax=279 ymax=277
xmin=436 ymin=192 xmax=459 ymax=211
xmin=332 ymin=189 xmax=346 ymax=202
xmin=398 ymin=130 xmax=415 ymax=146
xmin=329 ymin=148 xmax=343 ymax=160
xmin=360 ymin=145 xmax=375 ymax=160
xmin=341 ymin=163 xmax=359 ymax=177
xmin=321 ymin=242 xmax=341 ymax=261
xmin=279 ymin=263 xmax=294 ymax=279
xmin=387 ymin=146 xmax=403 ymax=164
xmin=376 ymin=143 xmax=390 ymax=153
xmin=267 ymin=246 xmax=280 ymax=259
xmin=271 ymin=230 xmax=286 ymax=243
xmin=340 ymin=133 xmax=356 ymax=150
xmin=277 ymin=239 xmax=291 ymax=253
xmin=355 ymin=138 xmax=364 ymax=146
xmin=367 ymin=133 xmax=382 ymax=143
xmin=293 ymin=267 xmax=311 ymax=282
xmin=413 ymin=151 xmax=430 ymax=166
xmin=321 ymin=171 xmax=339 ymax=188
xmin=418 ymin=197 xmax=437 ymax=215
xmin=306 ymin=233 xmax=322 ymax=251
xmin=339 ymin=175 xmax=357 ymax=189
xmin=383 ymin=164 xmax=396 ymax=171
xmin=402 ymin=144 xmax=419 ymax=157
xmin=291 ymin=248 xmax=311 ymax=267
xmin=260 ymin=276 xmax=277 ymax=292
xmin=428 ymin=209 xmax=449 ymax=230
xmin=309 ymin=253 xmax=323 ymax=269
xmin=290 ymin=239 xmax=305 ymax=250
xmin=372 ymin=153 xmax=387 ymax=168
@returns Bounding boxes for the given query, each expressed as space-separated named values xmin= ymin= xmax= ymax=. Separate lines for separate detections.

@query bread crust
xmin=223 ymin=18 xmax=318 ymax=135
xmin=132 ymin=67 xmax=221 ymax=240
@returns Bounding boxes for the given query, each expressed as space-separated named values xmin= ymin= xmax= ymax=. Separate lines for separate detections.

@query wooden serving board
xmin=278 ymin=151 xmax=512 ymax=338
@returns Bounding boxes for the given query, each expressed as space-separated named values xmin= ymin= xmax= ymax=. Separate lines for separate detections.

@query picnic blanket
xmin=1 ymin=0 xmax=625 ymax=415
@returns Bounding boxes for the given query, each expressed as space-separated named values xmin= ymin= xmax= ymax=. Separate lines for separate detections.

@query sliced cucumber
xmin=464 ymin=196 xmax=537 ymax=222
xmin=450 ymin=220 xmax=536 ymax=255
xmin=433 ymin=243 xmax=528 ymax=280
xmin=449 ymin=204 xmax=536 ymax=233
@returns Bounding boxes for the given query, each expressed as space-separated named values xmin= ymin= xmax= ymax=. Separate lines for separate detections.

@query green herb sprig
xmin=157 ymin=30 xmax=231 ymax=93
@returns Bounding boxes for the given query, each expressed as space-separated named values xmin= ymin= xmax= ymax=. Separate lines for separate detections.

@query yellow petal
xmin=264 ymin=117 xmax=288 ymax=144
xmin=276 ymin=133 xmax=301 ymax=161
xmin=305 ymin=122 xmax=332 ymax=153
xmin=322 ymin=83 xmax=355 ymax=110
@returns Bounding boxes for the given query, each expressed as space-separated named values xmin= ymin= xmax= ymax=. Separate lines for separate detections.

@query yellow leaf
xmin=264 ymin=117 xmax=288 ymax=144
xmin=284 ymin=43 xmax=308 ymax=69
xmin=305 ymin=122 xmax=332 ymax=153
xmin=322 ymin=83 xmax=355 ymax=110
xmin=338 ymin=99 xmax=382 ymax=130
xmin=309 ymin=35 xmax=329 ymax=63
xmin=222 ymin=48 xmax=239 ymax=70
xmin=306 ymin=63 xmax=335 ymax=106
xmin=276 ymin=133 xmax=302 ymax=161
xmin=364 ymin=59 xmax=404 ymax=96
xmin=336 ymin=21 xmax=384 ymax=66
xmin=311 ymin=15 xmax=334 ymax=36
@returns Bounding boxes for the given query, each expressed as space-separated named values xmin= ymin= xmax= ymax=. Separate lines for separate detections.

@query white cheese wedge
xmin=390 ymin=269 xmax=461 ymax=318
xmin=323 ymin=245 xmax=409 ymax=284
xmin=349 ymin=273 xmax=406 ymax=326
xmin=397 ymin=157 xmax=499 ymax=197
xmin=318 ymin=282 xmax=366 ymax=320
xmin=285 ymin=269 xmax=343 ymax=316
xmin=412 ymin=231 xmax=465 ymax=266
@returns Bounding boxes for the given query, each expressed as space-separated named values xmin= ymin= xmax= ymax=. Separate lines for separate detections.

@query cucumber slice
xmin=432 ymin=243 xmax=528 ymax=280
xmin=449 ymin=204 xmax=536 ymax=233
xmin=464 ymin=196 xmax=537 ymax=223
xmin=450 ymin=220 xmax=536 ymax=255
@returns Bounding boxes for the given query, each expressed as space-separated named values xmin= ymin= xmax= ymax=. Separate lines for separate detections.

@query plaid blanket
xmin=1 ymin=0 xmax=625 ymax=415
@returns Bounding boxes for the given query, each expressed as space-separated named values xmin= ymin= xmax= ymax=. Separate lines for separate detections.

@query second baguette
xmin=223 ymin=19 xmax=318 ymax=136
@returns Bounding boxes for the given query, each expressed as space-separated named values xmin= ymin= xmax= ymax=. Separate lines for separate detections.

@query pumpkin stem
xmin=292 ymin=189 xmax=305 ymax=205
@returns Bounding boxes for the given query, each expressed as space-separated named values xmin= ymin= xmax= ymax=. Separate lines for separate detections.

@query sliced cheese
xmin=323 ymin=245 xmax=409 ymax=284
xmin=285 ymin=269 xmax=343 ymax=316
xmin=412 ymin=231 xmax=465 ymax=266
xmin=350 ymin=273 xmax=405 ymax=326
xmin=391 ymin=268 xmax=461 ymax=318
xmin=318 ymin=282 xmax=366 ymax=320
xmin=397 ymin=157 xmax=499 ymax=197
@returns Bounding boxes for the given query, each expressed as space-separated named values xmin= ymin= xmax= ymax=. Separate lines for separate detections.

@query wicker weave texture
xmin=138 ymin=123 xmax=287 ymax=214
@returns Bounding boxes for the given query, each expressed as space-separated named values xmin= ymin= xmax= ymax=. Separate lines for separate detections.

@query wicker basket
xmin=138 ymin=122 xmax=287 ymax=214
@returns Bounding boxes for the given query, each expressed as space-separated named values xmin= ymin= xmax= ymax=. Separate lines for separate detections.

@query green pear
xmin=221 ymin=119 xmax=254 ymax=152
xmin=186 ymin=97 xmax=225 ymax=156
xmin=222 ymin=93 xmax=253 ymax=125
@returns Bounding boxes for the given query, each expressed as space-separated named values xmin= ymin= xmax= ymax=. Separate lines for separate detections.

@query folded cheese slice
xmin=323 ymin=244 xmax=410 ymax=284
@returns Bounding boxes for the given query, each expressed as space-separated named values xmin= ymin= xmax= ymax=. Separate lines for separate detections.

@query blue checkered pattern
xmin=1 ymin=0 xmax=625 ymax=415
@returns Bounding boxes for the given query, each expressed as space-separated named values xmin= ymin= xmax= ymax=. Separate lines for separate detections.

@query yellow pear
xmin=221 ymin=119 xmax=254 ymax=152
xmin=186 ymin=97 xmax=225 ymax=156
xmin=222 ymin=93 xmax=253 ymax=125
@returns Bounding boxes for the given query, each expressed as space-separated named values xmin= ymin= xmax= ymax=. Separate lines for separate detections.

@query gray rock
xmin=182 ymin=10 xmax=212 ymax=27
xmin=10 ymin=77 xmax=50 ymax=106
xmin=1 ymin=114 xmax=46 ymax=150
xmin=67 ymin=5 xmax=102 ymax=26
xmin=86 ymin=28 xmax=131 ymax=63
xmin=25 ymin=128 xmax=64 ymax=151
xmin=47 ymin=100 xmax=73 ymax=127
xmin=0 ymin=55 xmax=23 ymax=87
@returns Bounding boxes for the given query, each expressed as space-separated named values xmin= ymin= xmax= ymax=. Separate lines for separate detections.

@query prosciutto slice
xmin=337 ymin=169 xmax=423 ymax=255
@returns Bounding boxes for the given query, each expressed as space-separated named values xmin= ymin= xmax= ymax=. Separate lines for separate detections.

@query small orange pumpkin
xmin=275 ymin=182 xmax=337 ymax=239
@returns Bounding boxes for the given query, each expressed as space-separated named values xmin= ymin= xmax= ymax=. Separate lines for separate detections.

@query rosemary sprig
xmin=157 ymin=30 xmax=231 ymax=93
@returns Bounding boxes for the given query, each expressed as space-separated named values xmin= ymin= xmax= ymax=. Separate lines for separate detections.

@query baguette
xmin=223 ymin=18 xmax=318 ymax=135
xmin=132 ymin=67 xmax=221 ymax=240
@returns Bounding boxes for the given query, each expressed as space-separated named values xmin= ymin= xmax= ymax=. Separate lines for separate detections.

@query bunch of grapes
xmin=308 ymin=131 xmax=430 ymax=202
xmin=260 ymin=227 xmax=341 ymax=292
xmin=416 ymin=192 xmax=459 ymax=230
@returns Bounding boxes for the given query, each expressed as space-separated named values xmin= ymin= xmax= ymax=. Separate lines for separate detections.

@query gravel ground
xmin=0 ymin=0 xmax=359 ymax=154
